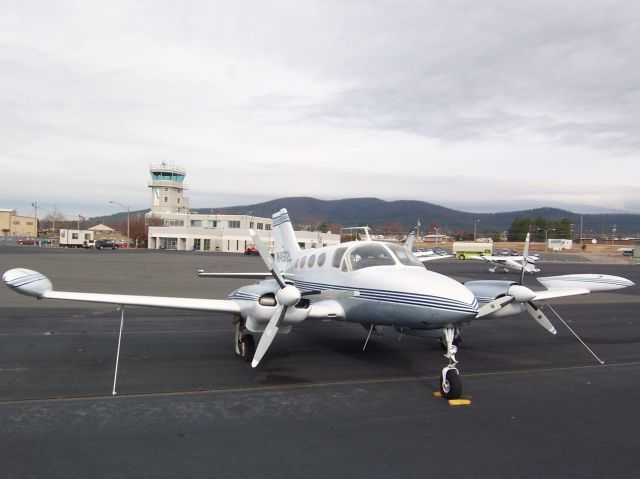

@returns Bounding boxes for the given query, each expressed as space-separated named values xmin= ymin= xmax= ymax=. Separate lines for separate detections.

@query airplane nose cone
xmin=413 ymin=270 xmax=479 ymax=318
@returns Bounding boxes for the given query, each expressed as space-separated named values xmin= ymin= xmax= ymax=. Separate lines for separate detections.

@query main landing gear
xmin=233 ymin=316 xmax=255 ymax=363
xmin=439 ymin=327 xmax=462 ymax=400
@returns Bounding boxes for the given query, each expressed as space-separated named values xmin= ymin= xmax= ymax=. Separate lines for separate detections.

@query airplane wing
xmin=306 ymin=299 xmax=347 ymax=321
xmin=420 ymin=254 xmax=453 ymax=262
xmin=531 ymin=288 xmax=590 ymax=301
xmin=472 ymin=255 xmax=492 ymax=262
xmin=3 ymin=268 xmax=241 ymax=313
xmin=198 ymin=271 xmax=272 ymax=279
xmin=471 ymin=273 xmax=634 ymax=322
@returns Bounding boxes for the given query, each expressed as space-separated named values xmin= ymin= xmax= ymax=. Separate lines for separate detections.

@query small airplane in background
xmin=474 ymin=252 xmax=541 ymax=274
xmin=3 ymin=210 xmax=634 ymax=400
xmin=404 ymin=230 xmax=451 ymax=262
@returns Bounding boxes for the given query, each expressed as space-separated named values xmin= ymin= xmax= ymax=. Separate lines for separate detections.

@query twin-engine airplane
xmin=3 ymin=209 xmax=634 ymax=400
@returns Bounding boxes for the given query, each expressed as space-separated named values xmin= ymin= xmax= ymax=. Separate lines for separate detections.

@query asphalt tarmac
xmin=1 ymin=246 xmax=639 ymax=478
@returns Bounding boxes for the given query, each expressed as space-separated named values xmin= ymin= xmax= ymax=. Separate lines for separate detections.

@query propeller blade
xmin=520 ymin=232 xmax=530 ymax=285
xmin=524 ymin=301 xmax=557 ymax=334
xmin=252 ymin=305 xmax=287 ymax=368
xmin=476 ymin=295 xmax=515 ymax=318
xmin=250 ymin=229 xmax=286 ymax=288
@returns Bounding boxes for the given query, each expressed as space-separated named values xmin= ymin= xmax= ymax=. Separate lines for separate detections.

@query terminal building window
xmin=256 ymin=223 xmax=264 ymax=230
xmin=164 ymin=219 xmax=185 ymax=227
xmin=193 ymin=238 xmax=201 ymax=250
xmin=208 ymin=220 xmax=218 ymax=228
xmin=265 ymin=224 xmax=272 ymax=231
xmin=228 ymin=221 xmax=241 ymax=229
xmin=190 ymin=220 xmax=202 ymax=227
xmin=203 ymin=239 xmax=211 ymax=251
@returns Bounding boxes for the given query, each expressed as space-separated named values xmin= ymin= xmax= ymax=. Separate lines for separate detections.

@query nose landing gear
xmin=440 ymin=327 xmax=462 ymax=400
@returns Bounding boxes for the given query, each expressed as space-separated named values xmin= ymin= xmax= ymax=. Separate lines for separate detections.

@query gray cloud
xmin=1 ymin=0 xmax=639 ymax=218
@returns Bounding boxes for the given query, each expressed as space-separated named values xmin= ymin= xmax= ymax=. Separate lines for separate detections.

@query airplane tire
xmin=240 ymin=334 xmax=255 ymax=363
xmin=440 ymin=369 xmax=462 ymax=400
xmin=458 ymin=254 xmax=465 ymax=260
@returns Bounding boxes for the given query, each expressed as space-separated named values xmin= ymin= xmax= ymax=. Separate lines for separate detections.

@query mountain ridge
xmin=90 ymin=197 xmax=639 ymax=236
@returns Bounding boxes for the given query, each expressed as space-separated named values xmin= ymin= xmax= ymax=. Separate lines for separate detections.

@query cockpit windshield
xmin=344 ymin=242 xmax=424 ymax=270
xmin=348 ymin=243 xmax=396 ymax=270
xmin=386 ymin=243 xmax=424 ymax=267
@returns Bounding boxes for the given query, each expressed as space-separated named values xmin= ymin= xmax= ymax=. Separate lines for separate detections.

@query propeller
xmin=477 ymin=233 xmax=556 ymax=334
xmin=249 ymin=230 xmax=302 ymax=367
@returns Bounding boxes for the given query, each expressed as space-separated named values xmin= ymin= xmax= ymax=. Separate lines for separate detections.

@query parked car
xmin=83 ymin=239 xmax=95 ymax=248
xmin=244 ymin=246 xmax=259 ymax=255
xmin=17 ymin=238 xmax=39 ymax=245
xmin=622 ymin=250 xmax=634 ymax=257
xmin=95 ymin=239 xmax=118 ymax=250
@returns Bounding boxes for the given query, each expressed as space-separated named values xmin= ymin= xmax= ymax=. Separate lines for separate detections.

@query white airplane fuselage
xmin=229 ymin=241 xmax=479 ymax=333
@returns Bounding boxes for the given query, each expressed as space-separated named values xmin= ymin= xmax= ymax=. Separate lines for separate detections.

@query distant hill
xmin=91 ymin=197 xmax=640 ymax=236
xmin=193 ymin=197 xmax=640 ymax=236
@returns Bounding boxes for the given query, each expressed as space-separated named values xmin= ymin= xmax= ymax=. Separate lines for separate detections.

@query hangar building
xmin=1 ymin=209 xmax=37 ymax=239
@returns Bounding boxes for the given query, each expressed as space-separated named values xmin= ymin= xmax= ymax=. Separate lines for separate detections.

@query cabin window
xmin=308 ymin=254 xmax=316 ymax=267
xmin=299 ymin=256 xmax=307 ymax=268
xmin=348 ymin=244 xmax=395 ymax=270
xmin=317 ymin=252 xmax=326 ymax=267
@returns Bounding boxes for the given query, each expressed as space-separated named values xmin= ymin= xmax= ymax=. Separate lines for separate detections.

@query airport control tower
xmin=148 ymin=163 xmax=190 ymax=214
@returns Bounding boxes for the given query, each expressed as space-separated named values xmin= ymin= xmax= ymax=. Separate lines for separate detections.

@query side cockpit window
xmin=332 ymin=247 xmax=348 ymax=268
xmin=387 ymin=243 xmax=424 ymax=267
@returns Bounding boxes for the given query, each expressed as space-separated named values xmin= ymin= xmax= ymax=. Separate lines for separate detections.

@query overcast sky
xmin=2 ymin=0 xmax=639 ymax=219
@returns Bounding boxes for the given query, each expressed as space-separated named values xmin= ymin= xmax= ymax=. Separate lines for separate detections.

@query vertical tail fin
xmin=404 ymin=229 xmax=416 ymax=252
xmin=272 ymin=209 xmax=301 ymax=272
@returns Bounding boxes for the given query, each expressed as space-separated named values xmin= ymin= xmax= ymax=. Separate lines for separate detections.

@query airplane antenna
xmin=362 ymin=324 xmax=375 ymax=351
xmin=547 ymin=305 xmax=605 ymax=365
xmin=112 ymin=305 xmax=126 ymax=395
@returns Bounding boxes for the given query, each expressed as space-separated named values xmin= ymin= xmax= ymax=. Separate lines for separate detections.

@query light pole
xmin=473 ymin=219 xmax=479 ymax=241
xmin=110 ymin=201 xmax=130 ymax=247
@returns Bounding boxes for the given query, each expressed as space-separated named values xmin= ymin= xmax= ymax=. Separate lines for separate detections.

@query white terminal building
xmin=146 ymin=163 xmax=340 ymax=252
